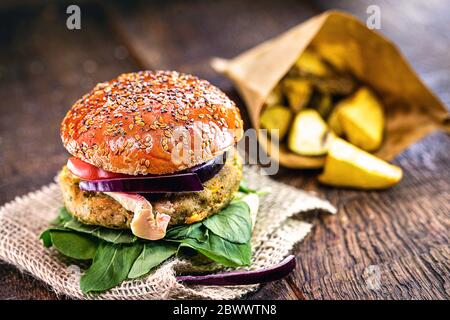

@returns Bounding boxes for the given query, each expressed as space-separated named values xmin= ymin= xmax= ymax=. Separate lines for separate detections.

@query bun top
xmin=61 ymin=70 xmax=244 ymax=175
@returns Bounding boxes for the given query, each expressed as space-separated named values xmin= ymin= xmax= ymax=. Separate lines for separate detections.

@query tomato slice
xmin=67 ymin=157 xmax=128 ymax=180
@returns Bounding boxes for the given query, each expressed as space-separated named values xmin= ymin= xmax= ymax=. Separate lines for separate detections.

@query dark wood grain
xmin=0 ymin=3 xmax=137 ymax=299
xmin=0 ymin=0 xmax=449 ymax=300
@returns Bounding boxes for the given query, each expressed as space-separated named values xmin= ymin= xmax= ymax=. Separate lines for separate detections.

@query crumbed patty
xmin=58 ymin=152 xmax=242 ymax=229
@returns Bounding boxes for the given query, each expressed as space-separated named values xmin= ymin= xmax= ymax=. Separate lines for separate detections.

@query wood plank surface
xmin=0 ymin=0 xmax=448 ymax=300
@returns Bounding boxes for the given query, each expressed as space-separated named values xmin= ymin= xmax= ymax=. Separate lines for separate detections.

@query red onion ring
xmin=176 ymin=255 xmax=296 ymax=286
xmin=78 ymin=152 xmax=227 ymax=193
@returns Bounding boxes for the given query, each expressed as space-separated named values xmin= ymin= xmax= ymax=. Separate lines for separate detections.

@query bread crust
xmin=61 ymin=70 xmax=243 ymax=175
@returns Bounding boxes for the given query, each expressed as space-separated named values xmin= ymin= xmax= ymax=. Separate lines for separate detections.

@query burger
xmin=41 ymin=70 xmax=261 ymax=293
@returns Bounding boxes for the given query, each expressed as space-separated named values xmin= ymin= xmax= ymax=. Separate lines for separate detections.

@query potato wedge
xmin=282 ymin=78 xmax=312 ymax=112
xmin=318 ymin=138 xmax=402 ymax=189
xmin=291 ymin=49 xmax=355 ymax=95
xmin=288 ymin=109 xmax=334 ymax=156
xmin=294 ymin=50 xmax=331 ymax=77
xmin=310 ymin=92 xmax=333 ymax=118
xmin=260 ymin=105 xmax=292 ymax=140
xmin=265 ymin=84 xmax=283 ymax=107
xmin=327 ymin=105 xmax=344 ymax=136
xmin=310 ymin=74 xmax=356 ymax=96
xmin=338 ymin=87 xmax=384 ymax=151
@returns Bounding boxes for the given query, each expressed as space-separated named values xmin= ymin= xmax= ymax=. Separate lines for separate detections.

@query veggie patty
xmin=58 ymin=151 xmax=243 ymax=229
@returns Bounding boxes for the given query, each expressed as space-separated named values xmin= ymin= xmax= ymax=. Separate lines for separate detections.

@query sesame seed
xmin=61 ymin=70 xmax=241 ymax=174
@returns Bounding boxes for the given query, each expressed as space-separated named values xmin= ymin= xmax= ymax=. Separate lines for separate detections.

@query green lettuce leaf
xmin=238 ymin=180 xmax=257 ymax=194
xmin=165 ymin=222 xmax=208 ymax=242
xmin=179 ymin=233 xmax=252 ymax=267
xmin=49 ymin=230 xmax=98 ymax=260
xmin=40 ymin=229 xmax=53 ymax=248
xmin=80 ymin=242 xmax=143 ymax=293
xmin=50 ymin=207 xmax=73 ymax=226
xmin=128 ymin=242 xmax=177 ymax=279
xmin=239 ymin=180 xmax=269 ymax=196
xmin=63 ymin=219 xmax=137 ymax=244
xmin=202 ymin=201 xmax=251 ymax=244
xmin=42 ymin=191 xmax=259 ymax=293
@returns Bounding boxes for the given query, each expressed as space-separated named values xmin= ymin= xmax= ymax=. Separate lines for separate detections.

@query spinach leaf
xmin=40 ymin=229 xmax=53 ymax=248
xmin=46 ymin=207 xmax=136 ymax=244
xmin=40 ymin=222 xmax=71 ymax=248
xmin=165 ymin=201 xmax=253 ymax=266
xmin=49 ymin=231 xmax=98 ymax=260
xmin=179 ymin=233 xmax=251 ymax=267
xmin=239 ymin=181 xmax=257 ymax=194
xmin=50 ymin=207 xmax=73 ymax=226
xmin=80 ymin=241 xmax=143 ymax=293
xmin=165 ymin=222 xmax=208 ymax=242
xmin=128 ymin=242 xmax=177 ymax=279
xmin=64 ymin=219 xmax=137 ymax=244
xmin=202 ymin=201 xmax=251 ymax=244
xmin=239 ymin=181 xmax=269 ymax=196
xmin=42 ymin=195 xmax=258 ymax=293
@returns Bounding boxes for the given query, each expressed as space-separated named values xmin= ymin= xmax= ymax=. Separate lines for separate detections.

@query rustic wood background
xmin=0 ymin=0 xmax=449 ymax=300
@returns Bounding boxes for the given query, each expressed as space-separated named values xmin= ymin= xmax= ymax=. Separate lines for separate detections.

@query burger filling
xmin=104 ymin=192 xmax=170 ymax=241
xmin=58 ymin=152 xmax=243 ymax=240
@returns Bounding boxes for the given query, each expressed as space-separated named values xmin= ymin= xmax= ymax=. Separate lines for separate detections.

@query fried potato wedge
xmin=282 ymin=78 xmax=312 ymax=112
xmin=288 ymin=109 xmax=334 ymax=156
xmin=310 ymin=92 xmax=333 ymax=118
xmin=260 ymin=104 xmax=293 ymax=140
xmin=294 ymin=50 xmax=331 ymax=77
xmin=318 ymin=138 xmax=402 ymax=189
xmin=327 ymin=104 xmax=344 ymax=136
xmin=338 ymin=87 xmax=384 ymax=151
xmin=265 ymin=84 xmax=283 ymax=107
xmin=311 ymin=75 xmax=356 ymax=96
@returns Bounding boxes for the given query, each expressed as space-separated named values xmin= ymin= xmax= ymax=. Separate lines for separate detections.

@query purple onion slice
xmin=176 ymin=255 xmax=296 ymax=286
xmin=79 ymin=172 xmax=203 ymax=193
xmin=78 ymin=152 xmax=227 ymax=193
xmin=189 ymin=152 xmax=227 ymax=183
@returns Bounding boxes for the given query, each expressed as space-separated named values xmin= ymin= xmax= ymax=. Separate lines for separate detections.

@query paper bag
xmin=212 ymin=10 xmax=449 ymax=169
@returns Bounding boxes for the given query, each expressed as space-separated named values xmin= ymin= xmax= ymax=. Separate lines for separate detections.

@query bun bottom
xmin=58 ymin=152 xmax=243 ymax=229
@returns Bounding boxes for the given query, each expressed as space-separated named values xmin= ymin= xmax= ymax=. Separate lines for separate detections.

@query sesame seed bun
xmin=61 ymin=70 xmax=244 ymax=175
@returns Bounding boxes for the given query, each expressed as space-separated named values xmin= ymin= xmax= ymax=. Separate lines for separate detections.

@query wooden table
xmin=0 ymin=0 xmax=449 ymax=300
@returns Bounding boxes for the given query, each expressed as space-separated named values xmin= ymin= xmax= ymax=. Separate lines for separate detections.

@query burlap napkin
xmin=0 ymin=167 xmax=335 ymax=299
